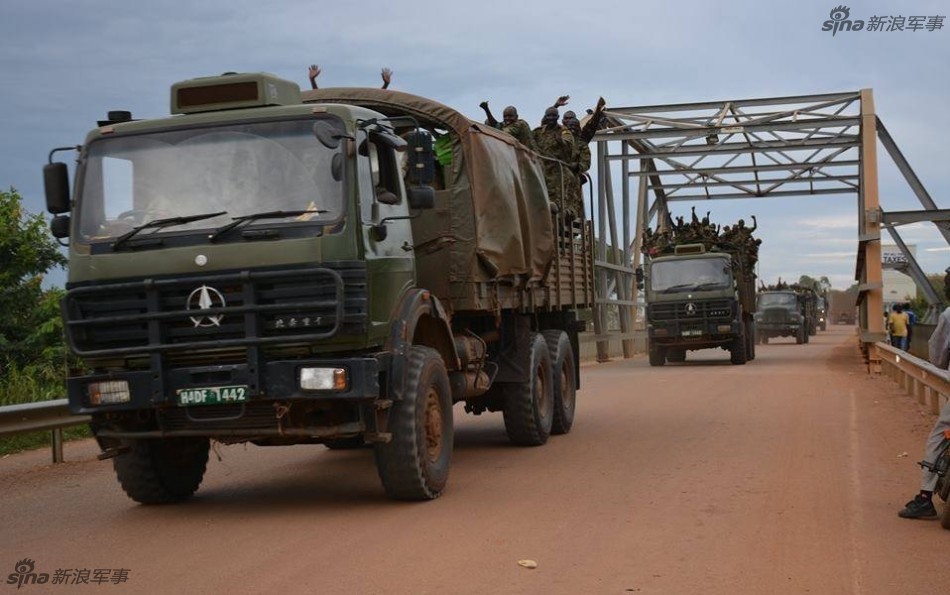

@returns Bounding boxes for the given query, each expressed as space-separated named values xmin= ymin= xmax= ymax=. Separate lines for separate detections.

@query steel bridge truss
xmin=590 ymin=89 xmax=948 ymax=361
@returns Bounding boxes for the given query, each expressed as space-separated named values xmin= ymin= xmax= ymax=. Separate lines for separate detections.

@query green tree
xmin=0 ymin=188 xmax=67 ymax=373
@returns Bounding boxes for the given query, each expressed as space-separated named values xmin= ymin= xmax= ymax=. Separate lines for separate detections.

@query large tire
xmin=648 ymin=342 xmax=666 ymax=367
xmin=666 ymin=348 xmax=686 ymax=363
xmin=374 ymin=345 xmax=454 ymax=500
xmin=796 ymin=326 xmax=805 ymax=345
xmin=820 ymin=320 xmax=827 ymax=332
xmin=503 ymin=333 xmax=554 ymax=446
xmin=761 ymin=335 xmax=769 ymax=345
xmin=730 ymin=333 xmax=748 ymax=365
xmin=543 ymin=330 xmax=576 ymax=435
xmin=804 ymin=327 xmax=810 ymax=343
xmin=113 ymin=437 xmax=209 ymax=505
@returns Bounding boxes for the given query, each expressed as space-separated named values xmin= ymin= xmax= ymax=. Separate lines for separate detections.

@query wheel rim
xmin=560 ymin=361 xmax=575 ymax=410
xmin=535 ymin=363 xmax=548 ymax=413
xmin=424 ymin=387 xmax=443 ymax=463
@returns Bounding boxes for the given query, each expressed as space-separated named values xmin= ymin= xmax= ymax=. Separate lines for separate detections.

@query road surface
xmin=1 ymin=325 xmax=947 ymax=594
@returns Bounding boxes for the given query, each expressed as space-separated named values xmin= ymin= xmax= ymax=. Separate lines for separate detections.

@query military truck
xmin=640 ymin=224 xmax=758 ymax=366
xmin=42 ymin=73 xmax=593 ymax=503
xmin=754 ymin=290 xmax=809 ymax=344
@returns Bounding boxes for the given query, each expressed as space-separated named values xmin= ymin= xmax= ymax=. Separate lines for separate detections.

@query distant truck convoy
xmin=43 ymin=72 xmax=594 ymax=503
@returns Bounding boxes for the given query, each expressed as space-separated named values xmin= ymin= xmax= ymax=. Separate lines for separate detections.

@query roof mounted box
xmin=171 ymin=72 xmax=301 ymax=115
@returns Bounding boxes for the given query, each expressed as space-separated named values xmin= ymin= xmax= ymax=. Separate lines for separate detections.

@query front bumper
xmin=68 ymin=356 xmax=382 ymax=415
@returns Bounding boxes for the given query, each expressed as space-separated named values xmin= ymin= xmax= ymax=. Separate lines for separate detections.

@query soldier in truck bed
xmin=533 ymin=106 xmax=577 ymax=220
xmin=478 ymin=102 xmax=536 ymax=150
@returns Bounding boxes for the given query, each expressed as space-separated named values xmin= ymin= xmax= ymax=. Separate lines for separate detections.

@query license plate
xmin=177 ymin=385 xmax=248 ymax=406
xmin=681 ymin=330 xmax=703 ymax=337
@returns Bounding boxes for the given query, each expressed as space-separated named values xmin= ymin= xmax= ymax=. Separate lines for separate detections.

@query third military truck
xmin=754 ymin=283 xmax=819 ymax=344
xmin=640 ymin=217 xmax=759 ymax=366
xmin=43 ymin=73 xmax=593 ymax=503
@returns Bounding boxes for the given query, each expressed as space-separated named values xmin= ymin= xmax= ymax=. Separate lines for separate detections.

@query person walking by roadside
xmin=887 ymin=303 xmax=909 ymax=351
xmin=904 ymin=303 xmax=917 ymax=346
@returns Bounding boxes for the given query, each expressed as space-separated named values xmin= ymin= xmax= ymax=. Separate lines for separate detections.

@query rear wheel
xmin=796 ymin=326 xmax=805 ymax=344
xmin=761 ymin=335 xmax=769 ymax=345
xmin=503 ymin=333 xmax=554 ymax=446
xmin=543 ymin=330 xmax=576 ymax=435
xmin=374 ymin=345 xmax=453 ymax=500
xmin=113 ymin=437 xmax=209 ymax=505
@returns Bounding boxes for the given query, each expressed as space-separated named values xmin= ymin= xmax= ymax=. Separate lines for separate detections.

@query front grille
xmin=760 ymin=307 xmax=793 ymax=323
xmin=650 ymin=299 xmax=733 ymax=322
xmin=65 ymin=263 xmax=368 ymax=357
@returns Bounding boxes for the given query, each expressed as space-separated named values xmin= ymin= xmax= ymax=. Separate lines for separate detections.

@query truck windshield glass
xmin=758 ymin=293 xmax=798 ymax=308
xmin=651 ymin=258 xmax=731 ymax=293
xmin=76 ymin=117 xmax=345 ymax=242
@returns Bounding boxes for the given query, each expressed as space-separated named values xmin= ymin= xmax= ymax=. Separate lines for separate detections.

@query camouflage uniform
xmin=532 ymin=125 xmax=576 ymax=217
xmin=494 ymin=119 xmax=536 ymax=151
xmin=568 ymin=136 xmax=591 ymax=218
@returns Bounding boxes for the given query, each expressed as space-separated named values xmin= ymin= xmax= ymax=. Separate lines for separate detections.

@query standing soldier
xmin=562 ymin=110 xmax=591 ymax=220
xmin=478 ymin=102 xmax=536 ymax=151
xmin=533 ymin=107 xmax=577 ymax=219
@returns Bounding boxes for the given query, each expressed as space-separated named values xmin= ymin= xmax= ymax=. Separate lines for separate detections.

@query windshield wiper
xmin=208 ymin=209 xmax=327 ymax=242
xmin=112 ymin=211 xmax=227 ymax=251
xmin=692 ymin=282 xmax=726 ymax=291
xmin=660 ymin=283 xmax=695 ymax=294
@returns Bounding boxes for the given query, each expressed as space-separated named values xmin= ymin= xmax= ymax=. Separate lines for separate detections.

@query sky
xmin=1 ymin=0 xmax=948 ymax=290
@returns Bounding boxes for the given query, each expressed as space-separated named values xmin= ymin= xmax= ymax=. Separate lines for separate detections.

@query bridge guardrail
xmin=872 ymin=342 xmax=949 ymax=414
xmin=0 ymin=399 xmax=91 ymax=463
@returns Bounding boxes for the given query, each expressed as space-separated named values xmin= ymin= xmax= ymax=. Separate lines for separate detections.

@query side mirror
xmin=406 ymin=131 xmax=435 ymax=186
xmin=44 ymin=163 xmax=70 ymax=214
xmin=407 ymin=186 xmax=435 ymax=210
xmin=50 ymin=215 xmax=70 ymax=239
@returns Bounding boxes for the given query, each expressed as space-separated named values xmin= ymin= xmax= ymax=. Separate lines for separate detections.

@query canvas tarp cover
xmin=303 ymin=88 xmax=554 ymax=283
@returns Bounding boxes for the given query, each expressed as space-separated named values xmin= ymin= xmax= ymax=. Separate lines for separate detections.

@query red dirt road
xmin=1 ymin=326 xmax=947 ymax=594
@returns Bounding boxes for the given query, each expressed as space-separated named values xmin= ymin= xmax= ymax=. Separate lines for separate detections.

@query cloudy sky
xmin=1 ymin=0 xmax=948 ymax=289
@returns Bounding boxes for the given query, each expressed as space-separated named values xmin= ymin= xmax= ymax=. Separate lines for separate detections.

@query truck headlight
xmin=88 ymin=380 xmax=131 ymax=405
xmin=299 ymin=367 xmax=348 ymax=391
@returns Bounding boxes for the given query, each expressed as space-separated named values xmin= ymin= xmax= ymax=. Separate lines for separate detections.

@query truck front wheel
xmin=730 ymin=333 xmax=748 ymax=365
xmin=503 ymin=333 xmax=554 ymax=446
xmin=649 ymin=342 xmax=666 ymax=367
xmin=113 ymin=437 xmax=209 ymax=505
xmin=375 ymin=346 xmax=453 ymax=500
xmin=543 ymin=330 xmax=576 ymax=435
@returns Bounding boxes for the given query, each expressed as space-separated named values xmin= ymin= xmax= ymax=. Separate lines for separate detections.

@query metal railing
xmin=0 ymin=399 xmax=91 ymax=463
xmin=872 ymin=342 xmax=950 ymax=414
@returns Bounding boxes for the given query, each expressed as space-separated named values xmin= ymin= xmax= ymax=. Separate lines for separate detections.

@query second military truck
xmin=640 ymin=219 xmax=759 ymax=366
xmin=44 ymin=73 xmax=594 ymax=503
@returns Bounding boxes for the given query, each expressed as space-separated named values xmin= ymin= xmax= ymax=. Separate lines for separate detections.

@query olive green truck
xmin=43 ymin=73 xmax=593 ymax=503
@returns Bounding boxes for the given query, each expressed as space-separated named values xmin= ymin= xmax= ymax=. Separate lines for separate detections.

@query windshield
xmin=758 ymin=293 xmax=798 ymax=309
xmin=650 ymin=257 xmax=731 ymax=293
xmin=76 ymin=117 xmax=346 ymax=242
